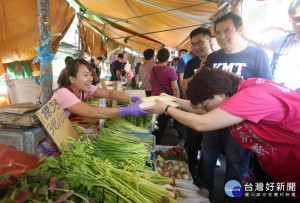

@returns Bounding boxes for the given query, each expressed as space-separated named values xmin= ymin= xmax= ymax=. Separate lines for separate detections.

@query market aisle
xmin=161 ymin=120 xmax=226 ymax=203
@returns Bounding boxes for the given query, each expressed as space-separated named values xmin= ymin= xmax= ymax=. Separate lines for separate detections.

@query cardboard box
xmin=0 ymin=103 xmax=41 ymax=127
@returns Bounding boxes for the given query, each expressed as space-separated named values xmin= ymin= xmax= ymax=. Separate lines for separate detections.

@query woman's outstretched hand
xmin=143 ymin=99 xmax=168 ymax=115
xmin=119 ymin=100 xmax=151 ymax=117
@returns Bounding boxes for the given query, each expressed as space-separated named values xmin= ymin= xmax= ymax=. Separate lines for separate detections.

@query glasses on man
xmin=290 ymin=16 xmax=300 ymax=23
xmin=190 ymin=40 xmax=205 ymax=47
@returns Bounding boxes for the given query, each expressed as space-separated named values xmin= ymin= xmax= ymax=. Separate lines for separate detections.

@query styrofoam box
xmin=0 ymin=126 xmax=47 ymax=156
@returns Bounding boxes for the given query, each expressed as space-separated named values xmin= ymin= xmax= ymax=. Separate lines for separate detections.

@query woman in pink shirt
xmin=51 ymin=59 xmax=148 ymax=120
xmin=145 ymin=67 xmax=300 ymax=201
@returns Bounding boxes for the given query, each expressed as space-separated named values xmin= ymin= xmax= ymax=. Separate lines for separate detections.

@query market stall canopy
xmin=0 ymin=0 xmax=75 ymax=65
xmin=74 ymin=0 xmax=221 ymax=53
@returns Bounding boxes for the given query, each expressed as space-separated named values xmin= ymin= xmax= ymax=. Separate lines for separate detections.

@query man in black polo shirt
xmin=110 ymin=53 xmax=124 ymax=81
xmin=181 ymin=27 xmax=213 ymax=185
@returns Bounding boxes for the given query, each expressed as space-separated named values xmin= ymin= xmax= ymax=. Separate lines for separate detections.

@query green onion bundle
xmin=98 ymin=127 xmax=154 ymax=150
xmin=105 ymin=116 xmax=150 ymax=133
xmin=82 ymin=134 xmax=150 ymax=167
xmin=122 ymin=114 xmax=153 ymax=130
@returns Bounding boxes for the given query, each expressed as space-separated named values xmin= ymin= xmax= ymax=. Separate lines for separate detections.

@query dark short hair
xmin=190 ymin=27 xmax=211 ymax=39
xmin=64 ymin=56 xmax=73 ymax=65
xmin=178 ymin=49 xmax=188 ymax=53
xmin=58 ymin=58 xmax=92 ymax=87
xmin=214 ymin=12 xmax=243 ymax=32
xmin=97 ymin=56 xmax=103 ymax=61
xmin=117 ymin=53 xmax=124 ymax=58
xmin=171 ymin=57 xmax=179 ymax=66
xmin=143 ymin=49 xmax=155 ymax=60
xmin=288 ymin=0 xmax=300 ymax=17
xmin=90 ymin=56 xmax=95 ymax=63
xmin=187 ymin=67 xmax=241 ymax=105
xmin=157 ymin=48 xmax=170 ymax=63
xmin=57 ymin=68 xmax=67 ymax=88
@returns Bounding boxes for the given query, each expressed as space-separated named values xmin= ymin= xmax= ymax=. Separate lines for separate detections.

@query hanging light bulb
xmin=124 ymin=37 xmax=130 ymax=44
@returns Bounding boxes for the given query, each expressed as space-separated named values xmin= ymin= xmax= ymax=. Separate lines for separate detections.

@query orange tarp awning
xmin=77 ymin=0 xmax=220 ymax=54
xmin=0 ymin=0 xmax=75 ymax=67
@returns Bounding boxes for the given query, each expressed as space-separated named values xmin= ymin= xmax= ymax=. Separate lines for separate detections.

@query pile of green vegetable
xmin=122 ymin=114 xmax=153 ymax=130
xmin=0 ymin=136 xmax=176 ymax=202
xmin=104 ymin=116 xmax=150 ymax=133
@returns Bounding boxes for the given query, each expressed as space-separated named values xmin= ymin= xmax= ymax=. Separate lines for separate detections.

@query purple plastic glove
xmin=130 ymin=96 xmax=141 ymax=103
xmin=119 ymin=100 xmax=150 ymax=117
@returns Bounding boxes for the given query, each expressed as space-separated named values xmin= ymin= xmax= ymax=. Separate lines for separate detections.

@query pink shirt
xmin=220 ymin=78 xmax=300 ymax=198
xmin=150 ymin=65 xmax=178 ymax=96
xmin=50 ymin=85 xmax=97 ymax=118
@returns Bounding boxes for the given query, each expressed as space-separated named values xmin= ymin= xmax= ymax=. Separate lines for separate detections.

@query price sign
xmin=36 ymin=99 xmax=78 ymax=147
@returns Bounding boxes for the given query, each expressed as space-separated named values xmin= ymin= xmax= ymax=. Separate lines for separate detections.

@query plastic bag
xmin=0 ymin=144 xmax=38 ymax=176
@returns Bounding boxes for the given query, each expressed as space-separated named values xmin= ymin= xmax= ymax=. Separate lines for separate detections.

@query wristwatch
xmin=164 ymin=105 xmax=171 ymax=116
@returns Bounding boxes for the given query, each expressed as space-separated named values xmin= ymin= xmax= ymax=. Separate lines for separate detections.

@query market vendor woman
xmin=145 ymin=67 xmax=300 ymax=201
xmin=51 ymin=58 xmax=149 ymax=119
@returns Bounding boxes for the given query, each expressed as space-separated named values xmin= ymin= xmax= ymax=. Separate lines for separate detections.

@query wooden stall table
xmin=70 ymin=117 xmax=99 ymax=129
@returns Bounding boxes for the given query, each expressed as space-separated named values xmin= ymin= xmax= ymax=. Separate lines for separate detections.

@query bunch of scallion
xmin=122 ymin=114 xmax=153 ymax=130
xmin=66 ymin=135 xmax=150 ymax=169
xmin=98 ymin=127 xmax=154 ymax=151
xmin=105 ymin=116 xmax=150 ymax=133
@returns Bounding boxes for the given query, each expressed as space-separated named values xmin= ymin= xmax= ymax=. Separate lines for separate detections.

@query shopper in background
xmin=150 ymin=48 xmax=179 ymax=144
xmin=90 ymin=56 xmax=101 ymax=85
xmin=134 ymin=59 xmax=142 ymax=89
xmin=95 ymin=56 xmax=103 ymax=76
xmin=110 ymin=53 xmax=123 ymax=81
xmin=139 ymin=49 xmax=156 ymax=97
xmin=53 ymin=58 xmax=148 ymax=120
xmin=172 ymin=55 xmax=185 ymax=147
xmin=232 ymin=0 xmax=300 ymax=90
xmin=181 ymin=27 xmax=213 ymax=186
xmin=64 ymin=56 xmax=74 ymax=65
xmin=171 ymin=57 xmax=179 ymax=70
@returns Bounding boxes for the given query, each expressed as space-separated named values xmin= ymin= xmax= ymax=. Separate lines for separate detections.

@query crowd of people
xmin=52 ymin=0 xmax=300 ymax=202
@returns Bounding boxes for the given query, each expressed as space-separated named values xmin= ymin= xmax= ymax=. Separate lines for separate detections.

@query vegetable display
xmin=0 ymin=108 xmax=211 ymax=202
xmin=122 ymin=114 xmax=153 ymax=130
xmin=98 ymin=127 xmax=154 ymax=151
xmin=105 ymin=116 xmax=150 ymax=133
xmin=0 ymin=135 xmax=177 ymax=202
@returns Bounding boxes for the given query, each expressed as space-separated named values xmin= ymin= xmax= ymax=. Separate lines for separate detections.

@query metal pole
xmin=78 ymin=10 xmax=85 ymax=58
xmin=77 ymin=14 xmax=81 ymax=57
xmin=37 ymin=0 xmax=53 ymax=103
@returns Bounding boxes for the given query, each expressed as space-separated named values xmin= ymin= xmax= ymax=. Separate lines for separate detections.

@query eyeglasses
xmin=190 ymin=40 xmax=205 ymax=47
xmin=290 ymin=16 xmax=300 ymax=23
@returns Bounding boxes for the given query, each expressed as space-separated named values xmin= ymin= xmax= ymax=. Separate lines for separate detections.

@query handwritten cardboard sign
xmin=36 ymin=99 xmax=78 ymax=147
